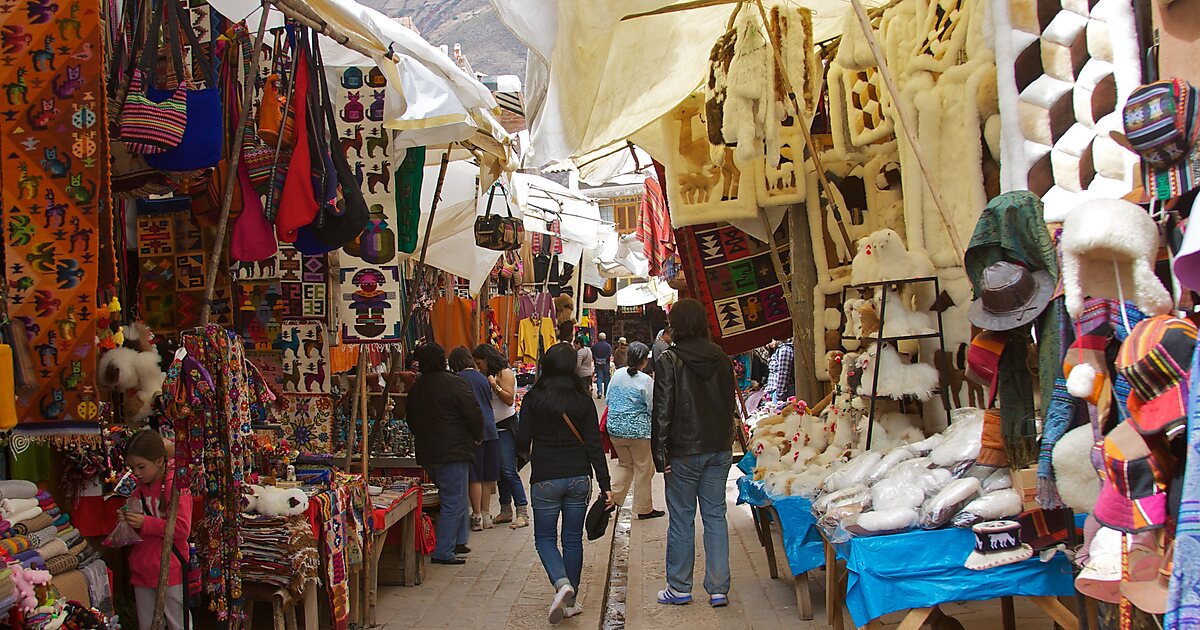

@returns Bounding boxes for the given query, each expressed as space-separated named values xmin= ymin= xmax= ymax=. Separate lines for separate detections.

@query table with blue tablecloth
xmin=825 ymin=524 xmax=1079 ymax=629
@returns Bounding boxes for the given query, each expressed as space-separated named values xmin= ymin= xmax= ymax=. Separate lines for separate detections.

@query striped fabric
xmin=1116 ymin=315 xmax=1197 ymax=437
xmin=0 ymin=535 xmax=31 ymax=557
xmin=1122 ymin=81 xmax=1192 ymax=168
xmin=636 ymin=176 xmax=676 ymax=278
xmin=119 ymin=69 xmax=189 ymax=155
xmin=1094 ymin=421 xmax=1169 ymax=533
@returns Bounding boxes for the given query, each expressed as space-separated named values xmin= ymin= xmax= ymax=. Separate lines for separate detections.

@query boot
xmin=495 ymin=505 xmax=513 ymax=524
xmin=511 ymin=505 xmax=530 ymax=529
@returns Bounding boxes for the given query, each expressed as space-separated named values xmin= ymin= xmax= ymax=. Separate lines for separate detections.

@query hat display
xmin=966 ymin=331 xmax=1006 ymax=404
xmin=975 ymin=409 xmax=1010 ymax=467
xmin=964 ymin=520 xmax=1033 ymax=570
xmin=1094 ymin=421 xmax=1170 ymax=533
xmin=1115 ymin=79 xmax=1200 ymax=200
xmin=1116 ymin=315 xmax=1197 ymax=438
xmin=1061 ymin=199 xmax=1171 ymax=320
xmin=1173 ymin=193 xmax=1200 ymax=291
xmin=1075 ymin=525 xmax=1161 ymax=603
xmin=967 ymin=261 xmax=1055 ymax=331
xmin=1121 ymin=540 xmax=1174 ymax=614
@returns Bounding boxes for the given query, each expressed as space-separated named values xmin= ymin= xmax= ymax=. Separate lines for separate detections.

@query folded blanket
xmin=67 ymin=540 xmax=89 ymax=558
xmin=57 ymin=528 xmax=82 ymax=548
xmin=79 ymin=560 xmax=109 ymax=614
xmin=6 ymin=507 xmax=43 ymax=528
xmin=76 ymin=549 xmax=98 ymax=566
xmin=45 ymin=553 xmax=78 ymax=576
xmin=13 ymin=512 xmax=52 ymax=535
xmin=36 ymin=538 xmax=68 ymax=561
xmin=52 ymin=514 xmax=69 ymax=529
xmin=50 ymin=569 xmax=89 ymax=608
xmin=28 ymin=525 xmax=58 ymax=548
xmin=44 ymin=507 xmax=59 ymax=518
xmin=0 ymin=481 xmax=38 ymax=500
xmin=0 ymin=535 xmax=31 ymax=556
xmin=0 ymin=498 xmax=39 ymax=516
xmin=34 ymin=490 xmax=54 ymax=508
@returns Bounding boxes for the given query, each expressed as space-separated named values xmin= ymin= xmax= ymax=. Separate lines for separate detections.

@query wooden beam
xmin=789 ymin=204 xmax=820 ymax=406
xmin=620 ymin=0 xmax=739 ymax=22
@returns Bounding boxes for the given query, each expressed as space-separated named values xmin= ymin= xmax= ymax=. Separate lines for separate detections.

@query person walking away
xmin=450 ymin=347 xmax=501 ymax=531
xmin=648 ymin=328 xmax=673 ymax=376
xmin=652 ymin=298 xmax=737 ymax=608
xmin=764 ymin=339 xmax=795 ymax=403
xmin=613 ymin=337 xmax=628 ymax=370
xmin=592 ymin=332 xmax=613 ymax=398
xmin=406 ymin=344 xmax=484 ymax=564
xmin=605 ymin=342 xmax=665 ymax=520
xmin=120 ymin=429 xmax=193 ymax=630
xmin=472 ymin=343 xmax=530 ymax=529
xmin=574 ymin=336 xmax=595 ymax=396
xmin=517 ymin=344 xmax=614 ymax=624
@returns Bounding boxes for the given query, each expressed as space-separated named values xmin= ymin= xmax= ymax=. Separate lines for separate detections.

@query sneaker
xmin=482 ymin=513 xmax=494 ymax=529
xmin=710 ymin=594 xmax=728 ymax=608
xmin=470 ymin=514 xmax=483 ymax=531
xmin=549 ymin=584 xmax=575 ymax=624
xmin=430 ymin=556 xmax=465 ymax=565
xmin=657 ymin=587 xmax=692 ymax=605
xmin=564 ymin=604 xmax=584 ymax=619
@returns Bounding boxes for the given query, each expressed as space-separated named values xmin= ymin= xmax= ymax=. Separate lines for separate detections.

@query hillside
xmin=360 ymin=0 xmax=529 ymax=78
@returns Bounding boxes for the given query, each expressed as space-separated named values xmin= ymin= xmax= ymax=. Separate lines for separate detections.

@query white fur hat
xmin=1061 ymin=199 xmax=1170 ymax=318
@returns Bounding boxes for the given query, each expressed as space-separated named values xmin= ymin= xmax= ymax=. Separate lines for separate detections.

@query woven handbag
xmin=474 ymin=182 xmax=524 ymax=251
xmin=118 ymin=6 xmax=188 ymax=154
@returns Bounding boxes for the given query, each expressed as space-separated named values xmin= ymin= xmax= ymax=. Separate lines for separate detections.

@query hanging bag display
xmin=144 ymin=0 xmax=223 ymax=172
xmin=474 ymin=182 xmax=524 ymax=251
xmin=233 ymin=24 xmax=281 ymax=197
xmin=275 ymin=31 xmax=319 ymax=243
xmin=118 ymin=5 xmax=188 ymax=154
xmin=257 ymin=30 xmax=295 ymax=150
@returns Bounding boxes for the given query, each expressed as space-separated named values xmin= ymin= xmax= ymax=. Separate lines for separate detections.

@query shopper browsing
xmin=450 ymin=347 xmax=501 ymax=532
xmin=574 ymin=336 xmax=595 ymax=396
xmin=406 ymin=343 xmax=484 ymax=565
xmin=604 ymin=341 xmax=665 ymax=520
xmin=517 ymin=344 xmax=613 ymax=624
xmin=120 ymin=429 xmax=193 ymax=630
xmin=612 ymin=337 xmax=629 ymax=370
xmin=652 ymin=299 xmax=737 ymax=608
xmin=472 ymin=344 xmax=530 ymax=529
xmin=592 ymin=332 xmax=613 ymax=398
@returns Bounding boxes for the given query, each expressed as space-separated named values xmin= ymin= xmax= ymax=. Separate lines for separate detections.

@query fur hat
xmin=1061 ymin=199 xmax=1170 ymax=319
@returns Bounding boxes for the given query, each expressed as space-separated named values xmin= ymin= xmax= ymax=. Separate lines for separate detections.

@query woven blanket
xmin=0 ymin=0 xmax=106 ymax=425
xmin=1 ymin=498 xmax=38 ymax=516
xmin=11 ymin=510 xmax=49 ymax=533
xmin=678 ymin=222 xmax=793 ymax=355
xmin=28 ymin=525 xmax=57 ymax=548
xmin=135 ymin=204 xmax=235 ymax=335
xmin=79 ymin=559 xmax=110 ymax=614
xmin=0 ymin=536 xmax=32 ymax=557
xmin=36 ymin=537 xmax=68 ymax=561
xmin=0 ymin=482 xmax=36 ymax=501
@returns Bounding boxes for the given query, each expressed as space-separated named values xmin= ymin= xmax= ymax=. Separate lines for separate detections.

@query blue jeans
xmin=530 ymin=475 xmax=590 ymax=590
xmin=595 ymin=362 xmax=610 ymax=396
xmin=427 ymin=461 xmax=470 ymax=561
xmin=496 ymin=427 xmax=528 ymax=508
xmin=665 ymin=451 xmax=731 ymax=595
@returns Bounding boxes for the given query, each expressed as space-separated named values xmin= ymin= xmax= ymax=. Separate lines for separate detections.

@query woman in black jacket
xmin=517 ymin=343 xmax=613 ymax=624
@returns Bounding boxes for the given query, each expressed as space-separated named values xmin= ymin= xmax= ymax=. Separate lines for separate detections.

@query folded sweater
xmin=13 ymin=512 xmax=51 ymax=535
xmin=27 ymin=525 xmax=58 ymax=548
xmin=36 ymin=537 xmax=69 ymax=562
xmin=6 ymin=507 xmax=43 ymax=529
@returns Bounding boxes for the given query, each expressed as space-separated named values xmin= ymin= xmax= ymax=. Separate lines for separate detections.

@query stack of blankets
xmin=240 ymin=514 xmax=319 ymax=596
xmin=0 ymin=480 xmax=111 ymax=615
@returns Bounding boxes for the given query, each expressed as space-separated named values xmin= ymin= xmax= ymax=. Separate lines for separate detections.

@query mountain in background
xmin=361 ymin=0 xmax=528 ymax=78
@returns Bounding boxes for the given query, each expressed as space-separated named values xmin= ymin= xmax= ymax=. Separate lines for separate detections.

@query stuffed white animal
xmin=246 ymin=484 xmax=309 ymax=517
xmin=856 ymin=344 xmax=940 ymax=401
xmin=874 ymin=290 xmax=935 ymax=338
xmin=850 ymin=230 xmax=936 ymax=307
xmin=97 ymin=347 xmax=166 ymax=422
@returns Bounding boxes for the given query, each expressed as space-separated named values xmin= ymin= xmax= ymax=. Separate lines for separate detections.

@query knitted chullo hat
xmin=1061 ymin=199 xmax=1171 ymax=319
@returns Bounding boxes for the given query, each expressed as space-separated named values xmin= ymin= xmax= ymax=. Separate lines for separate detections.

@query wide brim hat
xmin=1112 ymin=79 xmax=1200 ymax=200
xmin=967 ymin=262 xmax=1055 ymax=331
xmin=1121 ymin=541 xmax=1173 ymax=614
xmin=1093 ymin=421 xmax=1170 ymax=533
xmin=1116 ymin=315 xmax=1198 ymax=438
xmin=964 ymin=520 xmax=1033 ymax=571
xmin=585 ymin=496 xmax=613 ymax=541
xmin=1075 ymin=525 xmax=1160 ymax=603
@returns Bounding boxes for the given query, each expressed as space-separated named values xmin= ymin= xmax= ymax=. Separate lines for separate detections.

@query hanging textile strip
xmin=1 ymin=0 xmax=106 ymax=426
xmin=677 ymin=222 xmax=794 ymax=355
xmin=134 ymin=205 xmax=234 ymax=334
xmin=327 ymin=64 xmax=405 ymax=345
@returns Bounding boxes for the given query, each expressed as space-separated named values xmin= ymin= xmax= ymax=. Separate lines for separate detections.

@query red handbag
xmin=275 ymin=42 xmax=318 ymax=243
xmin=230 ymin=160 xmax=277 ymax=262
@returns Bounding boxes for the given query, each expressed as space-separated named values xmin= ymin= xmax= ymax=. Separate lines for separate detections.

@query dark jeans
xmin=496 ymin=427 xmax=528 ymax=508
xmin=531 ymin=475 xmax=590 ymax=590
xmin=426 ymin=461 xmax=470 ymax=561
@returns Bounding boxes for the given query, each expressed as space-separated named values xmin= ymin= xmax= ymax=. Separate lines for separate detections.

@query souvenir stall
xmin=0 ymin=0 xmax=515 ymax=625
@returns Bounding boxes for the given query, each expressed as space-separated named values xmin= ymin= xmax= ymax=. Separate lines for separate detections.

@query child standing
xmin=118 ymin=430 xmax=192 ymax=630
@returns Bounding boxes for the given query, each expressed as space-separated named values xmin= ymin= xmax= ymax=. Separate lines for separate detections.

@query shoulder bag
xmin=118 ymin=5 xmax=187 ymax=154
xmin=475 ymin=182 xmax=524 ymax=251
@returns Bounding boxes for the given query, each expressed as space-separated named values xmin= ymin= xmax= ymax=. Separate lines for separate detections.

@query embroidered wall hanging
xmin=679 ymin=222 xmax=793 ymax=356
xmin=274 ymin=321 xmax=330 ymax=394
xmin=1 ymin=0 xmax=105 ymax=425
xmin=336 ymin=264 xmax=403 ymax=344
xmin=279 ymin=394 xmax=333 ymax=453
xmin=135 ymin=206 xmax=233 ymax=334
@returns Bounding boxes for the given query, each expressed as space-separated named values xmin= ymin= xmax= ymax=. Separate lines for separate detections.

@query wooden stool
xmin=243 ymin=582 xmax=300 ymax=630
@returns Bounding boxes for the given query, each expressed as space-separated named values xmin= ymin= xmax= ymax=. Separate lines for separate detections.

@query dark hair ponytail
xmin=625 ymin=342 xmax=650 ymax=376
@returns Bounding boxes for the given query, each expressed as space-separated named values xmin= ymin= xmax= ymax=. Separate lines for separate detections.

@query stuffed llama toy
xmin=96 ymin=343 xmax=165 ymax=422
xmin=244 ymin=485 xmax=309 ymax=517
xmin=1061 ymin=199 xmax=1171 ymax=319
xmin=873 ymin=290 xmax=935 ymax=338
xmin=855 ymin=343 xmax=940 ymax=400
xmin=850 ymin=230 xmax=936 ymax=307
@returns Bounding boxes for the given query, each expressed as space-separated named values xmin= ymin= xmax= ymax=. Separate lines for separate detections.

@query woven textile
xmin=1167 ymin=340 xmax=1200 ymax=629
xmin=678 ymin=222 xmax=793 ymax=355
xmin=279 ymin=394 xmax=333 ymax=453
xmin=135 ymin=206 xmax=234 ymax=334
xmin=1 ymin=0 xmax=106 ymax=425
xmin=637 ymin=176 xmax=676 ymax=278
xmin=13 ymin=512 xmax=51 ymax=535
xmin=240 ymin=514 xmax=319 ymax=596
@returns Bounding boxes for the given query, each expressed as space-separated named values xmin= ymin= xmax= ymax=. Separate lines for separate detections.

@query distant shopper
xmin=605 ymin=342 xmax=664 ymax=520
xmin=518 ymin=344 xmax=613 ymax=624
xmin=592 ymin=332 xmax=613 ymax=398
xmin=613 ymin=337 xmax=629 ymax=369
xmin=574 ymin=336 xmax=594 ymax=395
xmin=652 ymin=299 xmax=736 ymax=608
xmin=648 ymin=328 xmax=673 ymax=377
xmin=450 ymin=347 xmax=500 ymax=532
xmin=407 ymin=344 xmax=483 ymax=565
xmin=764 ymin=339 xmax=795 ymax=403
xmin=473 ymin=343 xmax=529 ymax=529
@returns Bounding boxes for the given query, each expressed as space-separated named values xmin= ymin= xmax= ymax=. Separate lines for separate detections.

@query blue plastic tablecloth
xmin=838 ymin=526 xmax=1077 ymax=626
xmin=737 ymin=452 xmax=756 ymax=475
xmin=735 ymin=473 xmax=825 ymax=576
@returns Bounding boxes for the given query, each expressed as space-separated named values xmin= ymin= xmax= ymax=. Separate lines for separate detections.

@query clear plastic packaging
xmin=950 ymin=489 xmax=1023 ymax=528
xmin=871 ymin=476 xmax=926 ymax=510
xmin=865 ymin=447 xmax=915 ymax=486
xmin=813 ymin=484 xmax=870 ymax=516
xmin=981 ymin=468 xmax=1013 ymax=493
xmin=918 ymin=477 xmax=982 ymax=529
xmin=828 ymin=451 xmax=883 ymax=491
xmin=103 ymin=517 xmax=143 ymax=548
xmin=929 ymin=409 xmax=985 ymax=467
xmin=849 ymin=507 xmax=919 ymax=536
xmin=906 ymin=433 xmax=945 ymax=456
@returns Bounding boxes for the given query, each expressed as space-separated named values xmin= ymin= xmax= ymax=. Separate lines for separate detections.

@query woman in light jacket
xmin=604 ymin=342 xmax=664 ymax=520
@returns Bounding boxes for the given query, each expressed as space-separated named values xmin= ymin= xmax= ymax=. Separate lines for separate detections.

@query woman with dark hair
xmin=406 ymin=344 xmax=483 ymax=565
xmin=473 ymin=343 xmax=529 ymax=529
xmin=604 ymin=341 xmax=664 ymax=520
xmin=517 ymin=343 xmax=613 ymax=624
xmin=449 ymin=346 xmax=500 ymax=531
xmin=652 ymin=298 xmax=737 ymax=608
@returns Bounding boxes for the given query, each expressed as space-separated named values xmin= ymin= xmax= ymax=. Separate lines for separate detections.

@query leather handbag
xmin=474 ymin=183 xmax=524 ymax=251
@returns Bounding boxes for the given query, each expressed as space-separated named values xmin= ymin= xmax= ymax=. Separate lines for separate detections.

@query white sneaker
xmin=549 ymin=584 xmax=575 ymax=625
xmin=564 ymin=604 xmax=584 ymax=618
xmin=482 ymin=513 xmax=494 ymax=529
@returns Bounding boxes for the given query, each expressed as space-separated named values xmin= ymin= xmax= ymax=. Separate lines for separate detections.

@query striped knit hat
xmin=1115 ymin=79 xmax=1200 ymax=200
xmin=1116 ymin=314 xmax=1197 ymax=438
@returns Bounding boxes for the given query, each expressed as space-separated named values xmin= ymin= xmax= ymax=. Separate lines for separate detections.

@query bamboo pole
xmin=845 ymin=0 xmax=966 ymax=261
xmin=151 ymin=6 xmax=271 ymax=630
xmin=343 ymin=349 xmax=367 ymax=471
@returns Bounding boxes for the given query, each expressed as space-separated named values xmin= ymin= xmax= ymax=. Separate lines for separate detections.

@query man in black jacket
xmin=406 ymin=343 xmax=484 ymax=565
xmin=651 ymin=299 xmax=737 ymax=608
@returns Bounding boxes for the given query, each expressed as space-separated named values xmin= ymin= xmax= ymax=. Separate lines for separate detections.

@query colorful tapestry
xmin=273 ymin=321 xmax=330 ymax=394
xmin=135 ymin=207 xmax=233 ymax=334
xmin=327 ymin=64 xmax=404 ymax=345
xmin=1 ymin=0 xmax=105 ymax=425
xmin=679 ymin=222 xmax=793 ymax=355
xmin=279 ymin=394 xmax=333 ymax=453
xmin=233 ymin=243 xmax=328 ymax=320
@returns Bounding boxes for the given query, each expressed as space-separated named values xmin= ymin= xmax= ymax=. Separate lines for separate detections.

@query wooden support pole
xmin=788 ymin=204 xmax=820 ymax=406
xmin=847 ymin=0 xmax=966 ymax=262
xmin=343 ymin=349 xmax=367 ymax=471
xmin=151 ymin=7 xmax=270 ymax=629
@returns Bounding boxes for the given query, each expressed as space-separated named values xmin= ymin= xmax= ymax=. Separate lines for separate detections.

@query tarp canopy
xmin=492 ymin=0 xmax=886 ymax=167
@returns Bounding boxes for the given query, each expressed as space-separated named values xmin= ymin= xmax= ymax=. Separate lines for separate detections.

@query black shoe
xmin=431 ymin=556 xmax=466 ymax=565
xmin=455 ymin=544 xmax=472 ymax=555
xmin=637 ymin=510 xmax=666 ymax=520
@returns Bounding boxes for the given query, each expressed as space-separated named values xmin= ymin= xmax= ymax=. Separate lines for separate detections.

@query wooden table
xmin=360 ymin=488 xmax=424 ymax=626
